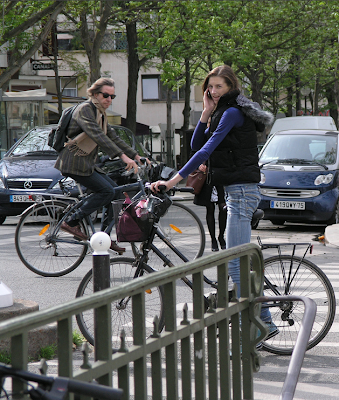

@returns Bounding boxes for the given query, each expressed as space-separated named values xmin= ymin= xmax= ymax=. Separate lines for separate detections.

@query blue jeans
xmin=225 ymin=183 xmax=271 ymax=322
xmin=66 ymin=171 xmax=117 ymax=227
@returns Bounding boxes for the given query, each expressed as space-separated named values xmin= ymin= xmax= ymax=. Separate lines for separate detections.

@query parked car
xmin=268 ymin=116 xmax=337 ymax=138
xmin=0 ymin=124 xmax=150 ymax=224
xmin=258 ymin=129 xmax=339 ymax=225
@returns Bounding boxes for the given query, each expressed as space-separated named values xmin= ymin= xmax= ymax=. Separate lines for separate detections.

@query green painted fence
xmin=0 ymin=243 xmax=315 ymax=399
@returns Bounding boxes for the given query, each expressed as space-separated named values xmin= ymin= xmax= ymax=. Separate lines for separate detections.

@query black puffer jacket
xmin=207 ymin=90 xmax=273 ymax=186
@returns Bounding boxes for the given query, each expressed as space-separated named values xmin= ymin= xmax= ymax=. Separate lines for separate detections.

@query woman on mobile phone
xmin=151 ymin=65 xmax=278 ymax=339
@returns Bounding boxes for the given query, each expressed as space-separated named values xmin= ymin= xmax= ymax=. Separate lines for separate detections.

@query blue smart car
xmin=258 ymin=129 xmax=339 ymax=225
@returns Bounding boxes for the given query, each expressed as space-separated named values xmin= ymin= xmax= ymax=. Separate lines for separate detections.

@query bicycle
xmin=14 ymin=161 xmax=205 ymax=277
xmin=0 ymin=363 xmax=123 ymax=400
xmin=76 ymin=187 xmax=336 ymax=356
xmin=258 ymin=237 xmax=336 ymax=355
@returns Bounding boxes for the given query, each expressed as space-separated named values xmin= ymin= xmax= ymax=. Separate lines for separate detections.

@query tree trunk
xmin=51 ymin=24 xmax=63 ymax=116
xmin=79 ymin=1 xmax=113 ymax=84
xmin=313 ymin=77 xmax=320 ymax=115
xmin=295 ymin=75 xmax=301 ymax=114
xmin=125 ymin=20 xmax=139 ymax=135
xmin=247 ymin=69 xmax=263 ymax=107
xmin=287 ymin=87 xmax=293 ymax=116
xmin=181 ymin=59 xmax=191 ymax=132
xmin=166 ymin=87 xmax=173 ymax=167
xmin=53 ymin=50 xmax=63 ymax=116
xmin=325 ymin=86 xmax=338 ymax=128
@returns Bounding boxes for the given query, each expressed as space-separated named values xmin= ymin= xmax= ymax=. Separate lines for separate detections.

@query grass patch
xmin=0 ymin=351 xmax=11 ymax=364
xmin=39 ymin=344 xmax=57 ymax=360
xmin=73 ymin=330 xmax=85 ymax=347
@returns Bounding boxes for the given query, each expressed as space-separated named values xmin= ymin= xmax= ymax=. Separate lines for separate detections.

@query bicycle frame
xmin=133 ymin=218 xmax=218 ymax=309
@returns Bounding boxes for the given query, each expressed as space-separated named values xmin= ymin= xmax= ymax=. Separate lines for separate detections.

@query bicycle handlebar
xmin=155 ymin=185 xmax=194 ymax=195
xmin=0 ymin=364 xmax=123 ymax=400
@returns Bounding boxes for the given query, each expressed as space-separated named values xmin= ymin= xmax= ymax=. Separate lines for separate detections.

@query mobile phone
xmin=207 ymin=90 xmax=212 ymax=99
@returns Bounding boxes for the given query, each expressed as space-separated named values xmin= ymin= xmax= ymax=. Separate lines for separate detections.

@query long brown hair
xmin=202 ymin=65 xmax=240 ymax=93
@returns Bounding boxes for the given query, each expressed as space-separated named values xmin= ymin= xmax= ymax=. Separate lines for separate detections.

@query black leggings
xmin=205 ymin=202 xmax=227 ymax=243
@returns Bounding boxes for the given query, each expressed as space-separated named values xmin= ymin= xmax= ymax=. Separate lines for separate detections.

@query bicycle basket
xmin=112 ymin=197 xmax=154 ymax=242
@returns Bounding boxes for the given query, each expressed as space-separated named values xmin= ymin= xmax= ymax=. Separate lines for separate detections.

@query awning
xmin=3 ymin=88 xmax=52 ymax=101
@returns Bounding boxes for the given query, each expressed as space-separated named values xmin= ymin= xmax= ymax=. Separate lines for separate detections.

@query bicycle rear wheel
xmin=262 ymin=255 xmax=336 ymax=355
xmin=132 ymin=202 xmax=205 ymax=267
xmin=76 ymin=257 xmax=164 ymax=350
xmin=15 ymin=200 xmax=88 ymax=277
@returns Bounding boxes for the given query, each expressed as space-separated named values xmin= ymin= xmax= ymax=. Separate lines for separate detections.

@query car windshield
xmin=113 ymin=126 xmax=148 ymax=157
xmin=10 ymin=128 xmax=56 ymax=156
xmin=260 ymin=133 xmax=338 ymax=165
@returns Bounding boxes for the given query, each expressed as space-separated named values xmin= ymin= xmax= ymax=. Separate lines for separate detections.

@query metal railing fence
xmin=0 ymin=243 xmax=316 ymax=399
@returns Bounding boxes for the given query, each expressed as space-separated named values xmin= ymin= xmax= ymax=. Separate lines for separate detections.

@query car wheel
xmin=0 ymin=215 xmax=6 ymax=225
xmin=270 ymin=219 xmax=285 ymax=226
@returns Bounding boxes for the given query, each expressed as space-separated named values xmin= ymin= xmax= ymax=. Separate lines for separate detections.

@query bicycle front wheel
xmin=132 ymin=202 xmax=205 ymax=267
xmin=76 ymin=257 xmax=165 ymax=350
xmin=15 ymin=200 xmax=88 ymax=277
xmin=262 ymin=255 xmax=336 ymax=355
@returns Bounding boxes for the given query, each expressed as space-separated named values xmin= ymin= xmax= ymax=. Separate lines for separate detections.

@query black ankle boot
xmin=218 ymin=236 xmax=226 ymax=250
xmin=211 ymin=239 xmax=219 ymax=252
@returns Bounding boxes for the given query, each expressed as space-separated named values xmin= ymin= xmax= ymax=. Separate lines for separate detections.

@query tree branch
xmin=1 ymin=1 xmax=65 ymax=47
xmin=0 ymin=1 xmax=65 ymax=88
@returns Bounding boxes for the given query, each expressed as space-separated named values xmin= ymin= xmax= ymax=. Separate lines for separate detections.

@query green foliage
xmin=39 ymin=344 xmax=57 ymax=360
xmin=0 ymin=351 xmax=11 ymax=365
xmin=72 ymin=330 xmax=85 ymax=347
xmin=3 ymin=0 xmax=339 ymax=117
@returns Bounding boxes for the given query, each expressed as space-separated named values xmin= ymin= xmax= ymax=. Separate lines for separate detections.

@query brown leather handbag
xmin=185 ymin=168 xmax=207 ymax=194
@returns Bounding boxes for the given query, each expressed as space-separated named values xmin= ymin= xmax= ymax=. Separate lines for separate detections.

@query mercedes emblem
xmin=24 ymin=180 xmax=33 ymax=189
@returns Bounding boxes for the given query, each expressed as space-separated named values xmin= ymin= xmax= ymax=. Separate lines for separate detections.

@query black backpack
xmin=48 ymin=101 xmax=96 ymax=153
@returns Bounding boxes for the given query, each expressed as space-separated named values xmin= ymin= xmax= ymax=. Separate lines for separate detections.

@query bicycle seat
xmin=253 ymin=208 xmax=264 ymax=221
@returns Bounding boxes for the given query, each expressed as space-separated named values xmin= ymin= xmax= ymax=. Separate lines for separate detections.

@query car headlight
xmin=52 ymin=177 xmax=77 ymax=189
xmin=0 ymin=178 xmax=5 ymax=189
xmin=314 ymin=173 xmax=334 ymax=185
xmin=260 ymin=172 xmax=266 ymax=184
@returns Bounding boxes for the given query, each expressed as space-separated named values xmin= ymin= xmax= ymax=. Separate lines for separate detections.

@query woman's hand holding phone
xmin=202 ymin=90 xmax=215 ymax=121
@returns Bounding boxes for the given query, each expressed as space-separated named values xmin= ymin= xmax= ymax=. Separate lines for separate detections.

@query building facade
xmin=1 ymin=27 xmax=204 ymax=167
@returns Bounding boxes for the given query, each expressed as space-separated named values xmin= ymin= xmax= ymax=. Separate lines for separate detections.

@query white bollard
xmin=90 ymin=231 xmax=111 ymax=255
xmin=0 ymin=281 xmax=13 ymax=308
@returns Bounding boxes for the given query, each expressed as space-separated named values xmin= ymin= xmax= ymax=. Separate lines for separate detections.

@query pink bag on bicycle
xmin=114 ymin=197 xmax=153 ymax=242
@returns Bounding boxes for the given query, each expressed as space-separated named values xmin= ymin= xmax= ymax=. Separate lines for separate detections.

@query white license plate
xmin=270 ymin=201 xmax=305 ymax=210
xmin=10 ymin=195 xmax=36 ymax=203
